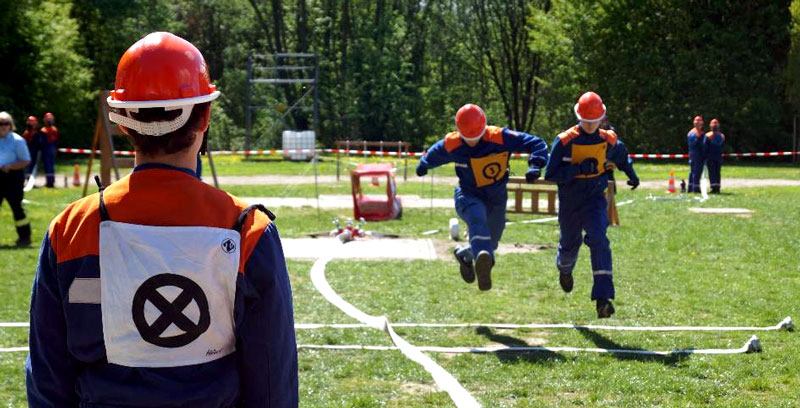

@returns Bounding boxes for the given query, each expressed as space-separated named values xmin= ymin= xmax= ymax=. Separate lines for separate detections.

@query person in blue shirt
xmin=416 ymin=104 xmax=548 ymax=291
xmin=544 ymin=92 xmax=639 ymax=318
xmin=0 ymin=111 xmax=32 ymax=246
xmin=686 ymin=116 xmax=706 ymax=193
xmin=704 ymin=118 xmax=725 ymax=194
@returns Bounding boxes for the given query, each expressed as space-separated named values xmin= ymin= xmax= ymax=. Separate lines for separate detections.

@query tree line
xmin=1 ymin=0 xmax=797 ymax=153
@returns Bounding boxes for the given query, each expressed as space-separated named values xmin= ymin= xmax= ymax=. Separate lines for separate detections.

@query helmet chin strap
xmin=108 ymin=105 xmax=193 ymax=136
xmin=459 ymin=126 xmax=486 ymax=143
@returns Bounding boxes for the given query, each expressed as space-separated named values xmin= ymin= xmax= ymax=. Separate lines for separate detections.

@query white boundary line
xmin=294 ymin=316 xmax=793 ymax=332
xmin=298 ymin=336 xmax=763 ymax=355
xmin=0 ymin=337 xmax=764 ymax=356
xmin=4 ymin=316 xmax=792 ymax=331
xmin=310 ymin=257 xmax=481 ymax=408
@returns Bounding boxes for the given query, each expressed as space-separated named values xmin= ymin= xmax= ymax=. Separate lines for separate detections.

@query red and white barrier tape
xmin=59 ymin=147 xmax=799 ymax=159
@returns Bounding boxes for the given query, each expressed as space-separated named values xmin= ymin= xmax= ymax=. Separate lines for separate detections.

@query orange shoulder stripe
xmin=49 ymin=169 xmax=272 ymax=274
xmin=558 ymin=125 xmax=581 ymax=145
xmin=444 ymin=132 xmax=462 ymax=152
xmin=483 ymin=126 xmax=504 ymax=145
xmin=599 ymin=129 xmax=618 ymax=146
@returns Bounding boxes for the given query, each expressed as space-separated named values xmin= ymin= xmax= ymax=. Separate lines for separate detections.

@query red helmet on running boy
xmin=574 ymin=92 xmax=606 ymax=122
xmin=27 ymin=116 xmax=38 ymax=125
xmin=107 ymin=32 xmax=220 ymax=136
xmin=455 ymin=104 xmax=487 ymax=141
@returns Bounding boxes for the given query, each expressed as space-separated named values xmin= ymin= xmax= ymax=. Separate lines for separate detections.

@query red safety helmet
xmin=107 ymin=32 xmax=220 ymax=136
xmin=710 ymin=118 xmax=719 ymax=127
xmin=44 ymin=112 xmax=54 ymax=121
xmin=27 ymin=116 xmax=38 ymax=124
xmin=574 ymin=92 xmax=606 ymax=123
xmin=455 ymin=104 xmax=487 ymax=141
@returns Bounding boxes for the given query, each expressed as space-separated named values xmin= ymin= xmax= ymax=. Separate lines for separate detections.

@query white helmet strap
xmin=459 ymin=126 xmax=486 ymax=142
xmin=108 ymin=105 xmax=193 ymax=137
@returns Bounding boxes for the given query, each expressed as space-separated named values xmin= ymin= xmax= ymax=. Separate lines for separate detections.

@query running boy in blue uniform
xmin=416 ymin=104 xmax=548 ymax=291
xmin=545 ymin=92 xmax=639 ymax=318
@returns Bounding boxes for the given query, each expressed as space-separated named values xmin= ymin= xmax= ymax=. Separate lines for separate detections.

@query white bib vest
xmin=91 ymin=180 xmax=268 ymax=368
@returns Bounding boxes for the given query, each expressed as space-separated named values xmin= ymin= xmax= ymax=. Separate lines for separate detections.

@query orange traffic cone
xmin=666 ymin=169 xmax=676 ymax=193
xmin=72 ymin=164 xmax=81 ymax=187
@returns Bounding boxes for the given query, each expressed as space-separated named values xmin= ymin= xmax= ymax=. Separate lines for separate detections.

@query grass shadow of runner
xmin=576 ymin=328 xmax=688 ymax=366
xmin=475 ymin=326 xmax=565 ymax=365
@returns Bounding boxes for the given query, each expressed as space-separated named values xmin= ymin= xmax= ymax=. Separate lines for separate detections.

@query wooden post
xmin=82 ymin=117 xmax=103 ymax=197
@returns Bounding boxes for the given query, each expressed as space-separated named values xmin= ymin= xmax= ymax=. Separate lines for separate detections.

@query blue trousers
xmin=707 ymin=159 xmax=721 ymax=189
xmin=556 ymin=191 xmax=614 ymax=300
xmin=27 ymin=143 xmax=56 ymax=187
xmin=454 ymin=187 xmax=506 ymax=261
xmin=687 ymin=156 xmax=705 ymax=193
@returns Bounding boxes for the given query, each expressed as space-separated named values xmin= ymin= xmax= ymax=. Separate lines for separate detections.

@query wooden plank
xmin=547 ymin=191 xmax=557 ymax=214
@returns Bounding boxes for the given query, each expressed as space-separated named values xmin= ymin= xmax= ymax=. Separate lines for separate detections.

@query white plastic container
xmin=282 ymin=130 xmax=316 ymax=161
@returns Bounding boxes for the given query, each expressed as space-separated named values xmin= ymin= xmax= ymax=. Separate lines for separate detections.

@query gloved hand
xmin=627 ymin=177 xmax=640 ymax=190
xmin=525 ymin=166 xmax=541 ymax=183
xmin=416 ymin=164 xmax=428 ymax=177
xmin=578 ymin=158 xmax=598 ymax=175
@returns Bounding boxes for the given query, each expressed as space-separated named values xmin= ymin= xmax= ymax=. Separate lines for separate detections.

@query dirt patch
xmin=400 ymin=382 xmax=438 ymax=394
xmin=432 ymin=240 xmax=553 ymax=260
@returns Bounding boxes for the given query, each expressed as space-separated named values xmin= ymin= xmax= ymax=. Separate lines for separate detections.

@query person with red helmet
xmin=686 ymin=115 xmax=706 ymax=193
xmin=544 ymin=92 xmax=639 ymax=318
xmin=39 ymin=112 xmax=60 ymax=187
xmin=26 ymin=32 xmax=298 ymax=407
xmin=415 ymin=104 xmax=549 ymax=291
xmin=0 ymin=111 xmax=32 ymax=246
xmin=22 ymin=116 xmax=46 ymax=181
xmin=704 ymin=118 xmax=725 ymax=193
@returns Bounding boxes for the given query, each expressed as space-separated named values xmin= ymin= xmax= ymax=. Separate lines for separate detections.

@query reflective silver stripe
xmin=593 ymin=270 xmax=613 ymax=276
xmin=454 ymin=163 xmax=468 ymax=168
xmin=562 ymin=157 xmax=572 ymax=162
xmin=68 ymin=278 xmax=101 ymax=304
xmin=470 ymin=235 xmax=492 ymax=242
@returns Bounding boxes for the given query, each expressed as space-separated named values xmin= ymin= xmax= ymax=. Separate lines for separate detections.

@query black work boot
xmin=559 ymin=273 xmax=574 ymax=293
xmin=474 ymin=250 xmax=494 ymax=291
xmin=596 ymin=299 xmax=615 ymax=319
xmin=453 ymin=248 xmax=475 ymax=284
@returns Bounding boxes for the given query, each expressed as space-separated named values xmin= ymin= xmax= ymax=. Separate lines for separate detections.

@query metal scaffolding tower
xmin=245 ymin=53 xmax=319 ymax=151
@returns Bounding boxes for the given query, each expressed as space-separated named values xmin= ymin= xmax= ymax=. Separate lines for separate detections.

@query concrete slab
xmin=282 ymin=237 xmax=437 ymax=260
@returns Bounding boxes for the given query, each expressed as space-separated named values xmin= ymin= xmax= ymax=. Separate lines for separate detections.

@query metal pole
xmin=794 ymin=115 xmax=798 ymax=164
xmin=429 ymin=167 xmax=434 ymax=220
xmin=336 ymin=144 xmax=340 ymax=181
xmin=245 ymin=55 xmax=253 ymax=156
xmin=207 ymin=147 xmax=219 ymax=189
xmin=314 ymin=154 xmax=321 ymax=218
xmin=313 ymin=54 xmax=320 ymax=139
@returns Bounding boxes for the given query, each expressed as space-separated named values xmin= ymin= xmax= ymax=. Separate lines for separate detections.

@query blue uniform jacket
xmin=704 ymin=131 xmax=725 ymax=161
xmin=26 ymin=164 xmax=298 ymax=408
xmin=687 ymin=128 xmax=705 ymax=161
xmin=544 ymin=124 xmax=638 ymax=197
xmin=417 ymin=126 xmax=549 ymax=197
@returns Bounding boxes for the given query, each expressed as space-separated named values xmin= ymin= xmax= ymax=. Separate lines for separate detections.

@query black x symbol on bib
xmin=132 ymin=274 xmax=211 ymax=348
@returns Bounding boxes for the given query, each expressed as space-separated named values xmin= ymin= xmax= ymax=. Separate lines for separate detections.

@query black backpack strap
xmin=95 ymin=175 xmax=111 ymax=222
xmin=232 ymin=204 xmax=276 ymax=233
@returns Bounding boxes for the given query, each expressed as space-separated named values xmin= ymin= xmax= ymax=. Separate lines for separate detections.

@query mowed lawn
xmin=1 ymin=166 xmax=799 ymax=407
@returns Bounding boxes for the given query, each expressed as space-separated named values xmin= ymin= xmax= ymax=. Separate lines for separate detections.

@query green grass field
xmin=1 ymin=165 xmax=799 ymax=406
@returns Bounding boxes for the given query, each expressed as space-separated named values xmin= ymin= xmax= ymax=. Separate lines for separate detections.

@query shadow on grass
xmin=576 ymin=328 xmax=687 ymax=366
xmin=475 ymin=326 xmax=565 ymax=365
xmin=0 ymin=244 xmax=31 ymax=250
